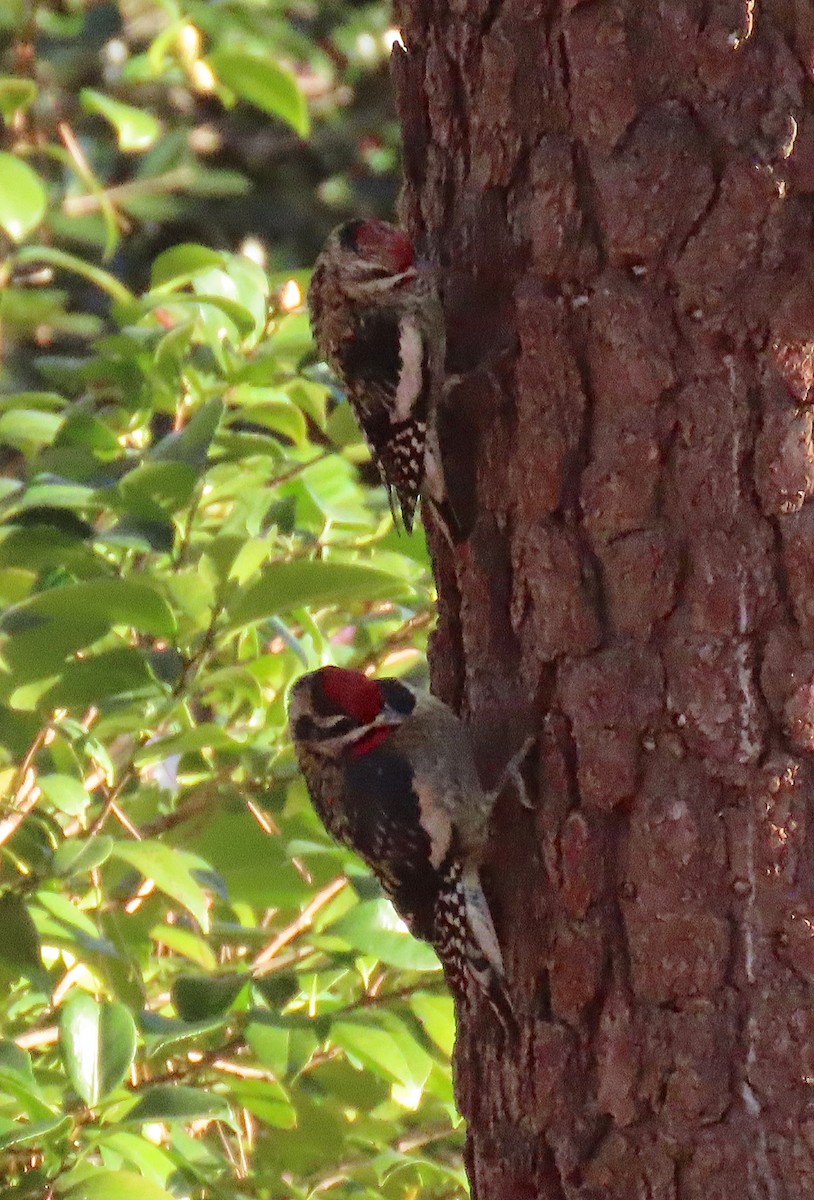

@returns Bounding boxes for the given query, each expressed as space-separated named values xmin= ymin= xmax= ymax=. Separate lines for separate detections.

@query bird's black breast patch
xmin=343 ymin=746 xmax=438 ymax=939
xmin=338 ymin=311 xmax=402 ymax=400
xmin=336 ymin=310 xmax=430 ymax=530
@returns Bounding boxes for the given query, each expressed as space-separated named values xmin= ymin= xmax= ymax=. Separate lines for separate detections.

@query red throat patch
xmin=319 ymin=666 xmax=383 ymax=725
xmin=348 ymin=725 xmax=396 ymax=758
xmin=355 ymin=221 xmax=415 ymax=275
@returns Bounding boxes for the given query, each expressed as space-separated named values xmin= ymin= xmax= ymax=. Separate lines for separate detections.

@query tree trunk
xmin=392 ymin=2 xmax=814 ymax=1196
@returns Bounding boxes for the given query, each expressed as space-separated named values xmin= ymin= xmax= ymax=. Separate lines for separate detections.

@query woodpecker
xmin=307 ymin=219 xmax=453 ymax=536
xmin=288 ymin=666 xmax=529 ymax=1029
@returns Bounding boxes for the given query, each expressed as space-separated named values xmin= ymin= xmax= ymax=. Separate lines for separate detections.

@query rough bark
xmin=392 ymin=2 xmax=814 ymax=1197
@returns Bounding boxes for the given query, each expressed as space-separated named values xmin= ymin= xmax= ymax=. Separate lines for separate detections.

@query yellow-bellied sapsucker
xmin=289 ymin=666 xmax=529 ymax=1029
xmin=307 ymin=219 xmax=453 ymax=535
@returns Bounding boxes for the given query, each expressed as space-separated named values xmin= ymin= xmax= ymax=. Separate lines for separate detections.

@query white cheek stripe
xmin=394 ymin=318 xmax=424 ymax=422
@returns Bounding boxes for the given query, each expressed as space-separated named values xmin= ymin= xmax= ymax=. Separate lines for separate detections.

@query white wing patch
xmin=417 ymin=789 xmax=453 ymax=868
xmin=394 ymin=317 xmax=424 ymax=422
xmin=461 ymin=865 xmax=505 ymax=975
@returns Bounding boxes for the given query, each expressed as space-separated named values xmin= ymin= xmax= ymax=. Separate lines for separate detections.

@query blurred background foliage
xmin=0 ymin=2 xmax=462 ymax=1198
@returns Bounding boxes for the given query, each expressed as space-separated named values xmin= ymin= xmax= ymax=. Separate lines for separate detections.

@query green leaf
xmin=409 ymin=992 xmax=456 ymax=1057
xmin=141 ymin=290 xmax=257 ymax=339
xmin=0 ymin=1041 xmax=56 ymax=1121
xmin=1 ymin=614 xmax=109 ymax=685
xmin=42 ymin=648 xmax=160 ymax=710
xmin=178 ymin=807 xmax=309 ymax=908
xmin=140 ymin=1013 xmax=227 ymax=1059
xmin=80 ymin=89 xmax=161 ymax=151
xmin=150 ymin=242 xmax=226 ymax=288
xmin=229 ymin=1077 xmax=296 ymax=1129
xmin=38 ymin=774 xmax=92 ymax=816
xmin=331 ymin=1016 xmax=430 ymax=1089
xmin=326 ymin=900 xmax=441 ymax=971
xmin=148 ymin=397 xmax=223 ymax=467
xmin=12 ymin=245 xmax=134 ymax=305
xmin=0 ymin=77 xmax=37 ymax=120
xmin=125 ymin=1084 xmax=231 ymax=1123
xmin=210 ymin=49 xmax=309 ymax=136
xmin=226 ymin=561 xmax=406 ymax=631
xmin=59 ymin=992 xmax=137 ymax=1105
xmin=115 ymin=462 xmax=198 ymax=518
xmin=32 ymin=892 xmax=114 ymax=959
xmin=172 ymin=973 xmax=246 ymax=1022
xmin=245 ymin=1021 xmax=289 ymax=1076
xmin=52 ymin=836 xmax=114 ymax=878
xmin=0 ymin=153 xmax=47 ymax=242
xmin=149 ymin=923 xmax=217 ymax=971
xmin=64 ymin=1168 xmax=176 ymax=1200
xmin=0 ymin=1113 xmax=71 ymax=1151
xmin=227 ymin=385 xmax=308 ymax=445
xmin=132 ymin=724 xmax=242 ymax=766
xmin=111 ymin=841 xmax=211 ymax=931
xmin=0 ymin=893 xmax=47 ymax=988
xmin=93 ymin=1130 xmax=176 ymax=1185
xmin=1 ymin=579 xmax=177 ymax=638
xmin=0 ymin=408 xmax=62 ymax=450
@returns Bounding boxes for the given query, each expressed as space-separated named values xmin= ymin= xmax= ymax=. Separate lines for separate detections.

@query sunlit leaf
xmin=0 ymin=1114 xmax=71 ymax=1151
xmin=0 ymin=77 xmax=37 ymax=120
xmin=125 ymin=1084 xmax=231 ymax=1123
xmin=210 ymin=48 xmax=309 ymax=136
xmin=111 ymin=842 xmax=212 ymax=931
xmin=229 ymin=1077 xmax=296 ymax=1129
xmin=52 ymin=836 xmax=114 ymax=878
xmin=0 ymin=893 xmax=48 ymax=989
xmin=59 ymin=992 xmax=137 ymax=1105
xmin=38 ymin=774 xmax=92 ymax=817
xmin=64 ymin=1168 xmax=176 ymax=1200
xmin=410 ymin=992 xmax=456 ymax=1057
xmin=326 ymin=899 xmax=441 ymax=971
xmin=1 ymin=579 xmax=176 ymax=638
xmin=0 ymin=153 xmax=47 ymax=242
xmin=148 ymin=397 xmax=223 ymax=467
xmin=149 ymin=924 xmax=217 ymax=971
xmin=80 ymin=89 xmax=161 ymax=151
xmin=331 ymin=1015 xmax=431 ymax=1090
xmin=0 ymin=1041 xmax=56 ymax=1121
xmin=226 ymin=560 xmax=407 ymax=630
xmin=172 ymin=973 xmax=246 ymax=1021
xmin=150 ymin=242 xmax=226 ymax=287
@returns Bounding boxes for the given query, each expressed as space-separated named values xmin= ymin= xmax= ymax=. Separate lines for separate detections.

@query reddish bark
xmin=393 ymin=1 xmax=814 ymax=1196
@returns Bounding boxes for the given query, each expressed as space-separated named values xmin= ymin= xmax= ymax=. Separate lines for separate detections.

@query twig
xmin=357 ymin=610 xmax=433 ymax=673
xmin=267 ymin=451 xmax=331 ymax=489
xmin=252 ymin=876 xmax=347 ymax=974
xmin=0 ymin=725 xmax=50 ymax=847
xmin=62 ymin=165 xmax=198 ymax=217
xmin=15 ymin=1025 xmax=58 ymax=1051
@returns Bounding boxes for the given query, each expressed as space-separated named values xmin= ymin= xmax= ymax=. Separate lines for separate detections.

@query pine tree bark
xmin=392 ymin=2 xmax=814 ymax=1196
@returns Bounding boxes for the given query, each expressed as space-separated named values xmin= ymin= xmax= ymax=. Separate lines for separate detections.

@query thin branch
xmin=62 ymin=165 xmax=198 ymax=217
xmin=15 ymin=1025 xmax=58 ymax=1051
xmin=0 ymin=725 xmax=50 ymax=847
xmin=252 ymin=876 xmax=348 ymax=973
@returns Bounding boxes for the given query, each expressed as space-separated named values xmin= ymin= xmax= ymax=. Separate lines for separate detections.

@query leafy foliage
xmin=0 ymin=3 xmax=463 ymax=1197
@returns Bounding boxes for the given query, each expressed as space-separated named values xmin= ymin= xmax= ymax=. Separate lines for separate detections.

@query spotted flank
xmin=378 ymin=418 xmax=426 ymax=532
xmin=433 ymin=860 xmax=516 ymax=1036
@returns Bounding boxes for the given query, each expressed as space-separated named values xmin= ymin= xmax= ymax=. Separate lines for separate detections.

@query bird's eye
xmin=294 ymin=716 xmax=315 ymax=740
xmin=338 ymin=219 xmax=364 ymax=251
xmin=295 ymin=713 xmax=358 ymax=742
